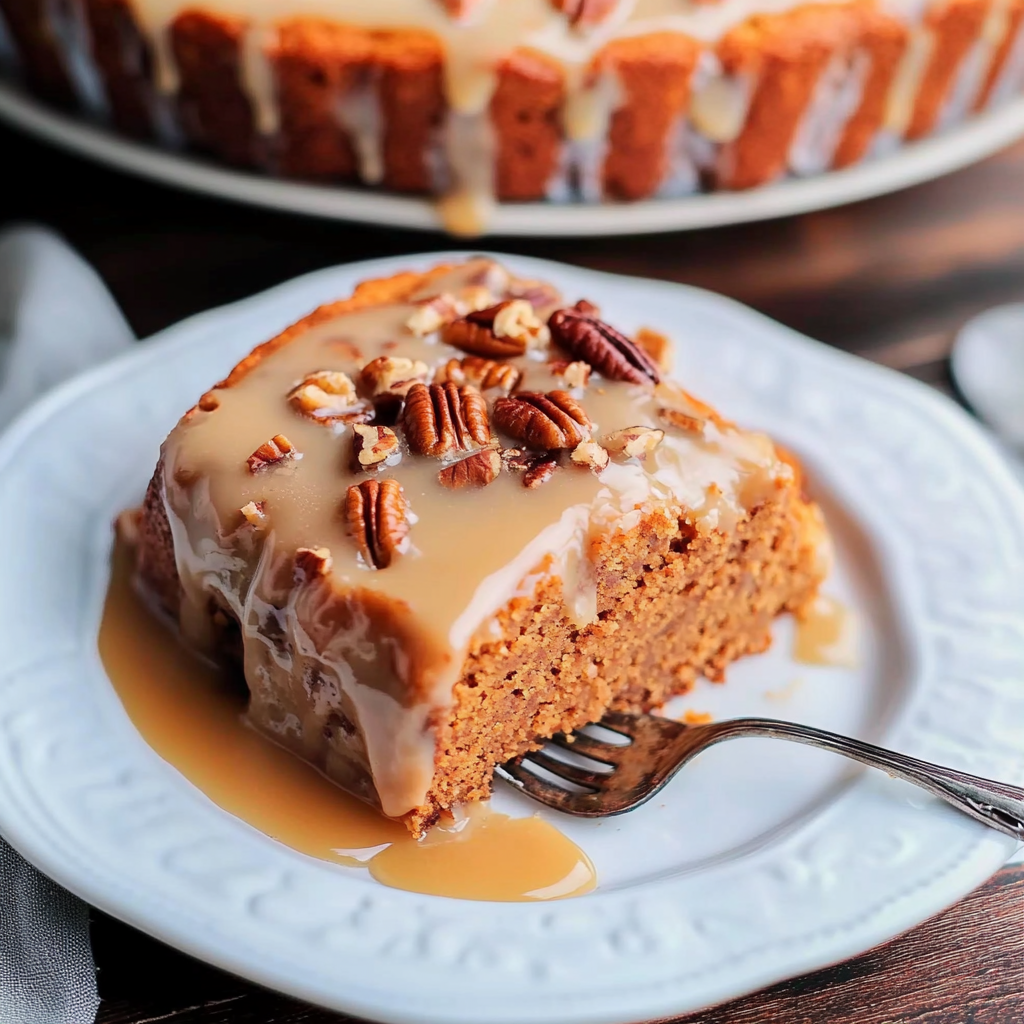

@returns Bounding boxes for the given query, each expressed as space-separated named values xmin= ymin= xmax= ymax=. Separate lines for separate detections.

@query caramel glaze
xmin=157 ymin=258 xmax=791 ymax=821
xmin=794 ymin=594 xmax=858 ymax=667
xmin=100 ymin=537 xmax=596 ymax=901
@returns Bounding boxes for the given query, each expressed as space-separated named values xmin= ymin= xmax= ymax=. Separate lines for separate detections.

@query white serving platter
xmin=2 ymin=82 xmax=1024 ymax=235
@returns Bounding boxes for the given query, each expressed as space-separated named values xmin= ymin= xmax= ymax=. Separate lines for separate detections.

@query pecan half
xmin=438 ymin=449 xmax=501 ymax=490
xmin=344 ymin=478 xmax=408 ymax=569
xmin=570 ymin=439 xmax=610 ymax=472
xmin=602 ymin=426 xmax=665 ymax=460
xmin=401 ymin=382 xmax=491 ymax=456
xmin=294 ymin=546 xmax=332 ymax=580
xmin=436 ymin=356 xmax=522 ymax=394
xmin=288 ymin=370 xmax=360 ymax=422
xmin=548 ymin=305 xmax=661 ymax=385
xmin=358 ymin=356 xmax=431 ymax=398
xmin=492 ymin=391 xmax=591 ymax=450
xmin=352 ymin=424 xmax=401 ymax=470
xmin=442 ymin=299 xmax=549 ymax=358
xmin=247 ymin=435 xmax=298 ymax=473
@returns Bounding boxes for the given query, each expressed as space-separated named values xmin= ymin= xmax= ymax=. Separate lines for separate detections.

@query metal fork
xmin=495 ymin=713 xmax=1024 ymax=841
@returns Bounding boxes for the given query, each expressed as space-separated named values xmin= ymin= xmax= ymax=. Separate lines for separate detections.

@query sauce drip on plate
xmin=98 ymin=537 xmax=596 ymax=901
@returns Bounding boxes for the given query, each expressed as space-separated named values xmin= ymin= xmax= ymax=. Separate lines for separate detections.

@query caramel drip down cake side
xmin=135 ymin=259 xmax=829 ymax=834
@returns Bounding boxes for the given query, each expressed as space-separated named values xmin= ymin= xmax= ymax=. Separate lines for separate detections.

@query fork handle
xmin=702 ymin=718 xmax=1024 ymax=842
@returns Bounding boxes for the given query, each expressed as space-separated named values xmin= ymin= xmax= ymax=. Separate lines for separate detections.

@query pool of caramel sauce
xmin=98 ymin=539 xmax=596 ymax=901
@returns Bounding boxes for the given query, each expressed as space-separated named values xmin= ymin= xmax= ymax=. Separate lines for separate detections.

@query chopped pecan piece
xmin=294 ymin=546 xmax=332 ymax=580
xmin=344 ymin=478 xmax=408 ymax=569
xmin=247 ymin=434 xmax=298 ymax=473
xmin=288 ymin=370 xmax=360 ymax=422
xmin=240 ymin=500 xmax=267 ymax=527
xmin=523 ymin=456 xmax=560 ymax=489
xmin=436 ymin=356 xmax=521 ymax=394
xmin=570 ymin=439 xmax=610 ymax=472
xmin=352 ymin=424 xmax=401 ymax=470
xmin=442 ymin=299 xmax=549 ymax=358
xmin=438 ymin=449 xmax=502 ymax=490
xmin=197 ymin=391 xmax=219 ymax=412
xmin=602 ymin=426 xmax=665 ymax=460
xmin=492 ymin=391 xmax=591 ymax=450
xmin=660 ymin=408 xmax=706 ymax=434
xmin=552 ymin=0 xmax=620 ymax=27
xmin=548 ymin=305 xmax=661 ymax=385
xmin=550 ymin=359 xmax=592 ymax=389
xmin=358 ymin=356 xmax=431 ymax=397
xmin=406 ymin=294 xmax=461 ymax=336
xmin=401 ymin=382 xmax=491 ymax=456
xmin=635 ymin=327 xmax=673 ymax=374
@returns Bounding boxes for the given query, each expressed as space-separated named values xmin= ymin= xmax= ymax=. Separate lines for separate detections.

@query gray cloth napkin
xmin=0 ymin=225 xmax=135 ymax=1024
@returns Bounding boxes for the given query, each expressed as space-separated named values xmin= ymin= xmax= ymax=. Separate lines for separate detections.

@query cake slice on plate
xmin=133 ymin=258 xmax=828 ymax=835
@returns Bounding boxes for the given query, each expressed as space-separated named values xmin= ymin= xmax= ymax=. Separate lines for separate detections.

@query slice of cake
xmin=133 ymin=258 xmax=828 ymax=835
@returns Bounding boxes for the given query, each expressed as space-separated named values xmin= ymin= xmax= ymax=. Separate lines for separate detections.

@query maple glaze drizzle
xmin=99 ymin=537 xmax=596 ymax=901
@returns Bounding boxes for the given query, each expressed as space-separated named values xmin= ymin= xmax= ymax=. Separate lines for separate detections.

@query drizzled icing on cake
xmin=59 ymin=0 xmax=998 ymax=232
xmin=159 ymin=259 xmax=792 ymax=816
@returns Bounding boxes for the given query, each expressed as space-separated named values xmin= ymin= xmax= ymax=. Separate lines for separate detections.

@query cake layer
xmin=2 ymin=0 xmax=1021 ymax=231
xmin=135 ymin=258 xmax=828 ymax=833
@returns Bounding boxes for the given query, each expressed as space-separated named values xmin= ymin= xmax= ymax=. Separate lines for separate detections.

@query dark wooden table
xmin=3 ymin=120 xmax=1022 ymax=1023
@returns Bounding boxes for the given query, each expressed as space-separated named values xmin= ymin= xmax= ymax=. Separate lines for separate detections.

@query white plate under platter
xmin=0 ymin=253 xmax=1022 ymax=1024
xmin=3 ymin=80 xmax=1024 ymax=235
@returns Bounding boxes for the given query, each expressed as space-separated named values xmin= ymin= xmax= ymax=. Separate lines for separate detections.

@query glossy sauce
xmin=99 ymin=538 xmax=596 ymax=901
xmin=793 ymin=595 xmax=858 ymax=668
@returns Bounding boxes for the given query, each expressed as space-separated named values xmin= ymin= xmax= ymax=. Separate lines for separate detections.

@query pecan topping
xmin=550 ymin=359 xmax=592 ymax=389
xmin=240 ymin=500 xmax=267 ymax=527
xmin=352 ymin=424 xmax=401 ymax=470
xmin=523 ymin=456 xmax=560 ymax=489
xmin=247 ymin=434 xmax=298 ymax=473
xmin=492 ymin=391 xmax=591 ymax=450
xmin=570 ymin=439 xmax=610 ymax=472
xmin=442 ymin=299 xmax=549 ymax=358
xmin=438 ymin=449 xmax=502 ymax=490
xmin=552 ymin=0 xmax=620 ymax=27
xmin=294 ymin=546 xmax=332 ymax=580
xmin=436 ymin=356 xmax=521 ymax=394
xmin=288 ymin=370 xmax=360 ymax=422
xmin=197 ymin=391 xmax=219 ymax=412
xmin=344 ymin=478 xmax=408 ymax=569
xmin=635 ymin=327 xmax=673 ymax=374
xmin=406 ymin=294 xmax=461 ymax=336
xmin=358 ymin=356 xmax=431 ymax=398
xmin=401 ymin=382 xmax=491 ymax=457
xmin=602 ymin=426 xmax=665 ymax=460
xmin=548 ymin=304 xmax=661 ymax=385
xmin=660 ymin=409 xmax=706 ymax=434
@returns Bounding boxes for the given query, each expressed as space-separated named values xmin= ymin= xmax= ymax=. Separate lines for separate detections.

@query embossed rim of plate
xmin=2 ymin=82 xmax=1024 ymax=236
xmin=0 ymin=254 xmax=1021 ymax=1024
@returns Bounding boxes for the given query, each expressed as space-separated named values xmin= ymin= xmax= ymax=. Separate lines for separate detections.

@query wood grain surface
xmin=1 ymin=119 xmax=1022 ymax=1024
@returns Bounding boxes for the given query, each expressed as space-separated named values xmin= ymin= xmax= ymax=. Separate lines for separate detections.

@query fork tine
xmin=547 ymin=731 xmax=627 ymax=765
xmin=521 ymin=749 xmax=608 ymax=789
xmin=598 ymin=711 xmax=643 ymax=737
xmin=494 ymin=761 xmax=594 ymax=814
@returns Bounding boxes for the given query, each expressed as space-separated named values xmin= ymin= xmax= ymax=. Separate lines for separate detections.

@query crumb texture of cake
xmin=1 ymin=0 xmax=1021 ymax=231
xmin=134 ymin=257 xmax=828 ymax=835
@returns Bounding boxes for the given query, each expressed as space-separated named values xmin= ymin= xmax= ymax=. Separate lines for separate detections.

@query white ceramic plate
xmin=3 ymin=81 xmax=1024 ymax=235
xmin=0 ymin=254 xmax=1022 ymax=1024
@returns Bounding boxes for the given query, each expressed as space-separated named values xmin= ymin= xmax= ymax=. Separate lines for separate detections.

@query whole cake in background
xmin=127 ymin=257 xmax=829 ymax=834
xmin=2 ymin=0 xmax=1020 ymax=231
